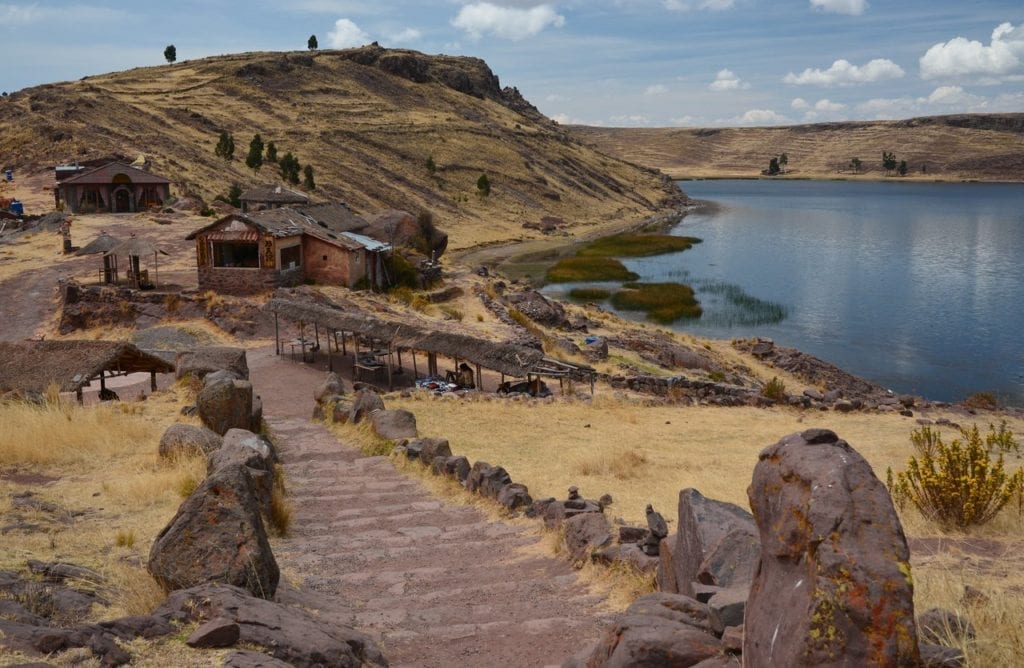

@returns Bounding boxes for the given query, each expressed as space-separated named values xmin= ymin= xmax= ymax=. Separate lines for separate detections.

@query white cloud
xmin=670 ymin=115 xmax=699 ymax=126
xmin=0 ymin=3 xmax=127 ymax=25
xmin=709 ymin=69 xmax=748 ymax=91
xmin=452 ymin=3 xmax=565 ymax=41
xmin=663 ymin=0 xmax=735 ymax=11
xmin=384 ymin=27 xmax=422 ymax=44
xmin=784 ymin=58 xmax=905 ymax=86
xmin=328 ymin=18 xmax=370 ymax=48
xmin=923 ymin=85 xmax=985 ymax=107
xmin=610 ymin=114 xmax=651 ymax=126
xmin=814 ymin=98 xmax=846 ymax=111
xmin=809 ymin=0 xmax=868 ymax=16
xmin=644 ymin=84 xmax=668 ymax=95
xmin=718 ymin=109 xmax=789 ymax=126
xmin=920 ymin=22 xmax=1024 ymax=81
xmin=791 ymin=97 xmax=809 ymax=110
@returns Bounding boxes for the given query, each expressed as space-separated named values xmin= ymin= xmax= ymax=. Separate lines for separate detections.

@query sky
xmin=0 ymin=1 xmax=1021 ymax=127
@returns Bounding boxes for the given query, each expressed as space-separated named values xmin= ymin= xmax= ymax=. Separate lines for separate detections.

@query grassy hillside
xmin=570 ymin=114 xmax=1024 ymax=182
xmin=0 ymin=46 xmax=677 ymax=250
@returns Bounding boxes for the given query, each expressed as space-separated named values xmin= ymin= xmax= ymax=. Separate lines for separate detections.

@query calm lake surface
xmin=550 ymin=179 xmax=1024 ymax=405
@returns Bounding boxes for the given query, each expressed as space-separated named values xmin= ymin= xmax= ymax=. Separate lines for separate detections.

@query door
xmin=115 ymin=189 xmax=131 ymax=213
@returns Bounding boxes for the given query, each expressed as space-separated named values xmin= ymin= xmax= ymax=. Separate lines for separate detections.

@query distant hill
xmin=0 ymin=46 xmax=677 ymax=250
xmin=570 ymin=114 xmax=1024 ymax=182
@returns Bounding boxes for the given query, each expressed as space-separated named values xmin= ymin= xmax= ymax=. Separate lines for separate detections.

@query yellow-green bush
xmin=888 ymin=424 xmax=1024 ymax=529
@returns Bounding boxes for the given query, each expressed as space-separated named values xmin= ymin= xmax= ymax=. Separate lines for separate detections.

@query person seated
xmin=455 ymin=363 xmax=475 ymax=389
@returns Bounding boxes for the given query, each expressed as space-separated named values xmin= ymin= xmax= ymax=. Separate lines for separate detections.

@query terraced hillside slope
xmin=571 ymin=114 xmax=1024 ymax=182
xmin=0 ymin=46 xmax=677 ymax=250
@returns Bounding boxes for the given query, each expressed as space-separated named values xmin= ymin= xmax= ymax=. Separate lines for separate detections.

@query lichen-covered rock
xmin=743 ymin=429 xmax=919 ymax=666
xmin=349 ymin=389 xmax=385 ymax=424
xmin=148 ymin=464 xmax=279 ymax=599
xmin=496 ymin=482 xmax=532 ymax=511
xmin=370 ymin=409 xmax=417 ymax=440
xmin=158 ymin=423 xmax=222 ymax=459
xmin=674 ymin=489 xmax=756 ymax=598
xmin=563 ymin=512 xmax=612 ymax=561
xmin=197 ymin=378 xmax=254 ymax=436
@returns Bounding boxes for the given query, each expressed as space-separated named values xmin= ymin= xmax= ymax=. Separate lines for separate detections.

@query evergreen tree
xmin=308 ymin=34 xmax=318 ymax=50
xmin=779 ymin=152 xmax=789 ymax=173
xmin=897 ymin=160 xmax=908 ymax=176
xmin=279 ymin=152 xmax=301 ymax=184
xmin=246 ymin=134 xmax=264 ymax=171
xmin=215 ymin=131 xmax=235 ymax=160
xmin=227 ymin=183 xmax=242 ymax=208
xmin=266 ymin=142 xmax=278 ymax=163
xmin=303 ymin=164 xmax=316 ymax=190
xmin=164 ymin=45 xmax=176 ymax=64
xmin=477 ymin=173 xmax=491 ymax=196
xmin=849 ymin=157 xmax=862 ymax=173
xmin=882 ymin=151 xmax=898 ymax=174
xmin=426 ymin=155 xmax=436 ymax=175
xmin=767 ymin=157 xmax=780 ymax=176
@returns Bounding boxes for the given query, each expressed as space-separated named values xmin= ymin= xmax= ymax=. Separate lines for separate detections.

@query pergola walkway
xmin=249 ymin=347 xmax=611 ymax=667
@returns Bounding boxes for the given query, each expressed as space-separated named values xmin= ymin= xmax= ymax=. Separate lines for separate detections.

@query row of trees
xmin=845 ymin=153 xmax=910 ymax=176
xmin=215 ymin=131 xmax=315 ymax=190
xmin=765 ymin=152 xmax=789 ymax=176
xmin=166 ymin=35 xmax=320 ymax=64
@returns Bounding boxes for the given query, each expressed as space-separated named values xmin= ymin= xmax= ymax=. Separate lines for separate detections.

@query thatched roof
xmin=0 ymin=341 xmax=175 ymax=395
xmin=107 ymin=236 xmax=169 ymax=258
xmin=75 ymin=233 xmax=121 ymax=256
xmin=264 ymin=297 xmax=556 ymax=378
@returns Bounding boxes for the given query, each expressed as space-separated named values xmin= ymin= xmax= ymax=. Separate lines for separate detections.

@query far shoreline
xmin=669 ymin=173 xmax=1024 ymax=185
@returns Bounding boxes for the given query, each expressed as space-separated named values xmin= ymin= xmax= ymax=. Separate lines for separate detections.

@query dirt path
xmin=249 ymin=347 xmax=611 ymax=668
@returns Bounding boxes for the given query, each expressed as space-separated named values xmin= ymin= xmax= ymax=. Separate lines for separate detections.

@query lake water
xmin=550 ymin=179 xmax=1024 ymax=405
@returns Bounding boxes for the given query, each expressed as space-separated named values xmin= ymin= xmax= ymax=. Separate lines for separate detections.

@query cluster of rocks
xmin=603 ymin=374 xmax=753 ymax=405
xmin=314 ymin=372 xmax=419 ymax=441
xmin=567 ymin=429 xmax=970 ymax=667
xmin=177 ymin=347 xmax=263 ymax=434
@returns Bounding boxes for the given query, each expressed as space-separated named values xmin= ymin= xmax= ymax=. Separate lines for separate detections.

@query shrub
xmin=439 ymin=305 xmax=464 ymax=321
xmin=569 ymin=287 xmax=611 ymax=301
xmin=761 ymin=376 xmax=787 ymax=402
xmin=268 ymin=465 xmax=292 ymax=537
xmin=887 ymin=424 xmax=1024 ymax=529
xmin=964 ymin=391 xmax=999 ymax=411
xmin=115 ymin=529 xmax=136 ymax=548
xmin=384 ymin=253 xmax=419 ymax=290
xmin=547 ymin=256 xmax=639 ymax=283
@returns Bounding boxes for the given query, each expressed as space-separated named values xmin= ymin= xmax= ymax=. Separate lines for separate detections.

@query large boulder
xmin=148 ymin=463 xmax=279 ymax=599
xmin=349 ymin=389 xmax=385 ymax=424
xmin=197 ymin=378 xmax=254 ymax=436
xmin=176 ymin=347 xmax=249 ymax=381
xmin=208 ymin=429 xmax=277 ymax=473
xmin=743 ymin=429 xmax=919 ymax=666
xmin=154 ymin=584 xmax=387 ymax=667
xmin=573 ymin=592 xmax=722 ymax=667
xmin=563 ymin=512 xmax=613 ymax=562
xmin=370 ymin=409 xmax=417 ymax=440
xmin=674 ymin=488 xmax=757 ymax=598
xmin=696 ymin=527 xmax=760 ymax=589
xmin=158 ymin=423 xmax=222 ymax=459
xmin=315 ymin=372 xmax=344 ymax=404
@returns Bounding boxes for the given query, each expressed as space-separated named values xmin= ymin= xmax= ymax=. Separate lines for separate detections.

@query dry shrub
xmin=328 ymin=419 xmax=393 ymax=457
xmin=102 ymin=564 xmax=167 ymax=618
xmin=964 ymin=391 xmax=999 ymax=411
xmin=439 ymin=305 xmax=464 ymax=321
xmin=761 ymin=376 xmax=787 ymax=402
xmin=0 ymin=397 xmax=158 ymax=467
xmin=268 ymin=464 xmax=292 ymax=537
xmin=888 ymin=424 xmax=1024 ymax=529
xmin=115 ymin=529 xmax=135 ymax=548
xmin=163 ymin=293 xmax=181 ymax=314
xmin=575 ymin=448 xmax=648 ymax=480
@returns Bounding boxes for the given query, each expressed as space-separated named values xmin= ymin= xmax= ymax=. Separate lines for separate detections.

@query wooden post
xmin=590 ymin=372 xmax=595 ymax=396
xmin=76 ymin=387 xmax=83 ymax=404
xmin=274 ymin=312 xmax=280 ymax=355
xmin=475 ymin=364 xmax=482 ymax=391
xmin=99 ymin=370 xmax=106 ymax=392
xmin=386 ymin=344 xmax=393 ymax=390
xmin=342 ymin=331 xmax=347 ymax=356
xmin=314 ymin=322 xmax=320 ymax=349
xmin=328 ymin=337 xmax=334 ymax=372
xmin=397 ymin=349 xmax=403 ymax=372
xmin=154 ymin=250 xmax=159 ymax=287
xmin=151 ymin=370 xmax=157 ymax=391
xmin=412 ymin=350 xmax=418 ymax=379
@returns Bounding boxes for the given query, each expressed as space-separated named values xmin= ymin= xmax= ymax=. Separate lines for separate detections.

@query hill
xmin=0 ymin=46 xmax=678 ymax=250
xmin=569 ymin=114 xmax=1024 ymax=182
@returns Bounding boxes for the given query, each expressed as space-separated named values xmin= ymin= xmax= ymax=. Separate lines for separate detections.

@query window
xmin=281 ymin=245 xmax=302 ymax=269
xmin=212 ymin=241 xmax=260 ymax=268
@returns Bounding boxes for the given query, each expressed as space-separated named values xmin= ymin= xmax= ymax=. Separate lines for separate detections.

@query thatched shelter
xmin=0 ymin=340 xmax=175 ymax=401
xmin=107 ymin=235 xmax=169 ymax=289
xmin=264 ymin=293 xmax=595 ymax=392
xmin=75 ymin=232 xmax=121 ymax=283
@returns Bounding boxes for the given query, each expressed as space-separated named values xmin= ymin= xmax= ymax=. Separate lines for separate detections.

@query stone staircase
xmin=252 ymin=350 xmax=610 ymax=668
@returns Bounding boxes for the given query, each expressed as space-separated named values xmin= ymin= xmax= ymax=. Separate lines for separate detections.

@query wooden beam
xmin=274 ymin=312 xmax=280 ymax=355
xmin=151 ymin=370 xmax=157 ymax=392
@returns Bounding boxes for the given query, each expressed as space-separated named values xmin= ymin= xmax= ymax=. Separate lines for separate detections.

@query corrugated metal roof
xmin=341 ymin=231 xmax=391 ymax=252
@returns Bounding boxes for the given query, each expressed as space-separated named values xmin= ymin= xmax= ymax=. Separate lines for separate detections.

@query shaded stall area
xmin=264 ymin=295 xmax=596 ymax=395
xmin=0 ymin=340 xmax=175 ymax=403
xmin=74 ymin=232 xmax=122 ymax=284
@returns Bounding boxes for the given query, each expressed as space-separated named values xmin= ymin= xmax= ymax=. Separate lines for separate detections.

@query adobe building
xmin=239 ymin=185 xmax=310 ymax=212
xmin=186 ymin=206 xmax=390 ymax=295
xmin=55 ymin=161 xmax=171 ymax=213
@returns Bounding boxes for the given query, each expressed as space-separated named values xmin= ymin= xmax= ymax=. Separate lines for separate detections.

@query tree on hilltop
xmin=279 ymin=152 xmax=301 ymax=185
xmin=227 ymin=183 xmax=242 ymax=208
xmin=266 ymin=142 xmax=278 ymax=164
xmin=164 ymin=45 xmax=177 ymax=64
xmin=246 ymin=134 xmax=264 ymax=171
xmin=308 ymin=35 xmax=318 ymax=50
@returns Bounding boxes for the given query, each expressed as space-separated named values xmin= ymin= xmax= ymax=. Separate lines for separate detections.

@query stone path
xmin=250 ymin=348 xmax=610 ymax=668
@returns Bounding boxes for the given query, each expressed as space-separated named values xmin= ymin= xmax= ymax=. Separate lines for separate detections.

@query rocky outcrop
xmin=504 ymin=289 xmax=568 ymax=328
xmin=370 ymin=409 xmax=418 ymax=440
xmin=314 ymin=372 xmax=344 ymax=404
xmin=148 ymin=463 xmax=279 ymax=599
xmin=349 ymin=388 xmax=385 ymax=424
xmin=743 ymin=429 xmax=919 ymax=666
xmin=671 ymin=489 xmax=758 ymax=598
xmin=158 ymin=423 xmax=223 ymax=459
xmin=155 ymin=584 xmax=387 ymax=667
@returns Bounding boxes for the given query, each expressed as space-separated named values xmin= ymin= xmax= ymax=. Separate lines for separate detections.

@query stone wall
xmin=197 ymin=266 xmax=302 ymax=295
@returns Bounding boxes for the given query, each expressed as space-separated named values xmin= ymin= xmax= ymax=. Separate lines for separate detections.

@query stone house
xmin=186 ymin=206 xmax=390 ymax=295
xmin=56 ymin=161 xmax=171 ymax=214
xmin=239 ymin=185 xmax=309 ymax=213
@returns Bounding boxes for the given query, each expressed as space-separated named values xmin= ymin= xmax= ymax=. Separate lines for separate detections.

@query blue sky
xmin=0 ymin=1 xmax=1021 ymax=127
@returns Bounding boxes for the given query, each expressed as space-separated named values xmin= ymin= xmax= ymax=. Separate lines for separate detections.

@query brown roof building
xmin=56 ymin=162 xmax=171 ymax=214
xmin=186 ymin=206 xmax=391 ymax=295
xmin=239 ymin=185 xmax=310 ymax=212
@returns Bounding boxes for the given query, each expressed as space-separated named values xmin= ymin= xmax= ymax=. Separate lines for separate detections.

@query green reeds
xmin=547 ymin=257 xmax=640 ymax=283
xmin=611 ymin=282 xmax=702 ymax=324
xmin=569 ymin=288 xmax=611 ymax=301
xmin=578 ymin=234 xmax=702 ymax=258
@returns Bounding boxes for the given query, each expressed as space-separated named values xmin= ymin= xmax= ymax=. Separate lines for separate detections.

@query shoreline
xmin=670 ymin=173 xmax=1024 ymax=185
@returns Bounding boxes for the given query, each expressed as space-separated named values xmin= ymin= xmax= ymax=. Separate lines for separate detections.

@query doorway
xmin=114 ymin=189 xmax=132 ymax=213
